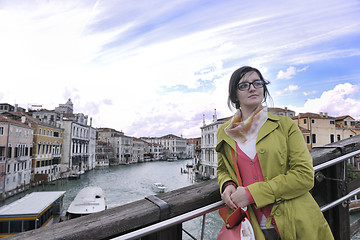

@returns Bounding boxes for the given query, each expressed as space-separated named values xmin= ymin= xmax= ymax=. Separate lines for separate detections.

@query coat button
xmin=259 ymin=149 xmax=265 ymax=154
xmin=275 ymin=210 xmax=281 ymax=216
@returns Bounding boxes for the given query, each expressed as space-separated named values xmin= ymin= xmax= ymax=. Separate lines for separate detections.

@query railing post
xmin=312 ymin=148 xmax=352 ymax=240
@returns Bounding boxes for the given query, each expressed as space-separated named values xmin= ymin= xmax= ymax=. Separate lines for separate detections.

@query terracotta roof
xmin=0 ymin=114 xmax=32 ymax=128
xmin=335 ymin=115 xmax=354 ymax=121
xmin=1 ymin=111 xmax=41 ymax=124
xmin=295 ymin=112 xmax=336 ymax=119
xmin=160 ymin=134 xmax=182 ymax=139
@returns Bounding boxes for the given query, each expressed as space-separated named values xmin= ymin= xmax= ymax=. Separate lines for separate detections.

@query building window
xmin=312 ymin=134 xmax=317 ymax=144
xmin=330 ymin=134 xmax=334 ymax=143
xmin=311 ymin=119 xmax=315 ymax=124
xmin=0 ymin=127 xmax=4 ymax=135
xmin=344 ymin=121 xmax=348 ymax=126
xmin=306 ymin=136 xmax=311 ymax=144
xmin=330 ymin=121 xmax=334 ymax=125
xmin=39 ymin=128 xmax=42 ymax=134
xmin=303 ymin=119 xmax=307 ymax=124
xmin=337 ymin=135 xmax=341 ymax=141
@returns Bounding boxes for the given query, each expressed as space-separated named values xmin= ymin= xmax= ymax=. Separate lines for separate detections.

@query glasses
xmin=237 ymin=80 xmax=265 ymax=91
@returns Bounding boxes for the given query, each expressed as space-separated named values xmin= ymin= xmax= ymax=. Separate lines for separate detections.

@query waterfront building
xmin=120 ymin=134 xmax=133 ymax=164
xmin=186 ymin=142 xmax=194 ymax=159
xmin=293 ymin=112 xmax=360 ymax=148
xmin=88 ymin=125 xmax=96 ymax=170
xmin=97 ymin=128 xmax=134 ymax=164
xmin=142 ymin=134 xmax=187 ymax=159
xmin=187 ymin=137 xmax=201 ymax=160
xmin=199 ymin=110 xmax=229 ymax=179
xmin=132 ymin=138 xmax=148 ymax=163
xmin=268 ymin=107 xmax=296 ymax=118
xmin=95 ymin=140 xmax=112 ymax=167
xmin=2 ymin=112 xmax=64 ymax=182
xmin=59 ymin=116 xmax=90 ymax=175
xmin=0 ymin=114 xmax=33 ymax=198
xmin=147 ymin=142 xmax=164 ymax=160
xmin=30 ymin=99 xmax=94 ymax=176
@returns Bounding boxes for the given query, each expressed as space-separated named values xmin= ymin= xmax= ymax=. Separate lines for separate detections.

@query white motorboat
xmin=66 ymin=186 xmax=107 ymax=219
xmin=152 ymin=183 xmax=167 ymax=193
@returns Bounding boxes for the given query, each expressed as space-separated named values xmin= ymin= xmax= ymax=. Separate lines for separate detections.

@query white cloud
xmin=0 ymin=0 xmax=360 ymax=138
xmin=276 ymin=84 xmax=300 ymax=96
xmin=276 ymin=66 xmax=309 ymax=80
xmin=292 ymin=83 xmax=360 ymax=119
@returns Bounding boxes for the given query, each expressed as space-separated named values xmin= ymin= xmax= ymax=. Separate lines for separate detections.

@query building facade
xmin=0 ymin=114 xmax=33 ymax=197
xmin=199 ymin=115 xmax=229 ymax=179
xmin=293 ymin=112 xmax=360 ymax=148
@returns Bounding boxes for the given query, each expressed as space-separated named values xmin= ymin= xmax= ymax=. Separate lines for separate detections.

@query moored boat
xmin=0 ymin=191 xmax=66 ymax=238
xmin=152 ymin=183 xmax=167 ymax=193
xmin=66 ymin=186 xmax=106 ymax=219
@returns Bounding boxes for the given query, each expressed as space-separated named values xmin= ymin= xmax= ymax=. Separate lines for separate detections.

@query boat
xmin=66 ymin=186 xmax=107 ymax=220
xmin=152 ymin=183 xmax=167 ymax=193
xmin=0 ymin=191 xmax=66 ymax=238
xmin=167 ymin=156 xmax=177 ymax=162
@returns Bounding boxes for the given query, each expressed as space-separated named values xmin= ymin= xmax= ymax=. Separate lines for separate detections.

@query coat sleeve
xmin=216 ymin=126 xmax=237 ymax=195
xmin=217 ymin=151 xmax=236 ymax=194
xmin=247 ymin=118 xmax=314 ymax=208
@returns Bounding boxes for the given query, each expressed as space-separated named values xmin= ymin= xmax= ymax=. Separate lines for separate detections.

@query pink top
xmin=235 ymin=143 xmax=277 ymax=229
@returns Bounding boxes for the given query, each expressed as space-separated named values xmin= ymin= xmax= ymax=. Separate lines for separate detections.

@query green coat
xmin=216 ymin=113 xmax=334 ymax=240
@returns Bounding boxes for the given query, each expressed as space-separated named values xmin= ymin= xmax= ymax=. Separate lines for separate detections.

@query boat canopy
xmin=0 ymin=191 xmax=66 ymax=218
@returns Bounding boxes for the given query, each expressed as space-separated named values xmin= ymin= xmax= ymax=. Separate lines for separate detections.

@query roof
xmin=293 ymin=112 xmax=336 ymax=119
xmin=0 ymin=114 xmax=32 ymax=128
xmin=335 ymin=115 xmax=354 ymax=121
xmin=0 ymin=191 xmax=66 ymax=217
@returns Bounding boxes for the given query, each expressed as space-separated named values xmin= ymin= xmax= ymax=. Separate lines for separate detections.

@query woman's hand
xmin=230 ymin=187 xmax=250 ymax=208
xmin=221 ymin=185 xmax=237 ymax=210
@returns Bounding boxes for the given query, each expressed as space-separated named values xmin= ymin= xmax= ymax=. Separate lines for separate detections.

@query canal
xmin=0 ymin=159 xmax=224 ymax=239
xmin=1 ymin=159 xmax=359 ymax=239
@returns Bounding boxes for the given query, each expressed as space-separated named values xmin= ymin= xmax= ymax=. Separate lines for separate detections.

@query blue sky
xmin=0 ymin=0 xmax=359 ymax=138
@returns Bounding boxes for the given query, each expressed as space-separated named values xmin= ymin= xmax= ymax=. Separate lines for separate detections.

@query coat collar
xmin=216 ymin=113 xmax=280 ymax=152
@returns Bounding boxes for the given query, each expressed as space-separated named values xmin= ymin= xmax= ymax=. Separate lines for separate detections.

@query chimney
xmin=203 ymin=114 xmax=206 ymax=126
xmin=21 ymin=116 xmax=26 ymax=123
xmin=325 ymin=112 xmax=328 ymax=117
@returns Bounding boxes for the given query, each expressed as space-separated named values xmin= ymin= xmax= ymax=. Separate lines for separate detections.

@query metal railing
xmin=113 ymin=149 xmax=360 ymax=240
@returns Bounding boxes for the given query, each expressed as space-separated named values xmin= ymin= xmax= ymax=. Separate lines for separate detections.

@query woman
xmin=216 ymin=66 xmax=333 ymax=239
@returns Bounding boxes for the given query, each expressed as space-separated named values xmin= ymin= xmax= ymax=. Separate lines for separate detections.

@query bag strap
xmin=230 ymin=147 xmax=243 ymax=187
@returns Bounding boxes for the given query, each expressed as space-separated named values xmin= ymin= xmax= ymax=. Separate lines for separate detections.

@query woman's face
xmin=236 ymin=71 xmax=264 ymax=109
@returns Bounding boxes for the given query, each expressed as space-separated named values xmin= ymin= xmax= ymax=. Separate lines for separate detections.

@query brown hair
xmin=227 ymin=66 xmax=271 ymax=109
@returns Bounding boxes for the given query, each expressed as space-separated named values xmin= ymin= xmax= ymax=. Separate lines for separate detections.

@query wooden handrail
xmin=7 ymin=135 xmax=360 ymax=240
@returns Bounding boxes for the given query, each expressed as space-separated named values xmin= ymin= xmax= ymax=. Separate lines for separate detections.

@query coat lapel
xmin=216 ymin=118 xmax=236 ymax=152
xmin=256 ymin=113 xmax=280 ymax=144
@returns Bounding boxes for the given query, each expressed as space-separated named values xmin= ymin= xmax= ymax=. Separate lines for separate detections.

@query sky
xmin=0 ymin=0 xmax=360 ymax=138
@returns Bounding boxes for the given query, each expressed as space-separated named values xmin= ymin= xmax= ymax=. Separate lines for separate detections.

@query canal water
xmin=0 ymin=159 xmax=224 ymax=240
xmin=1 ymin=159 xmax=359 ymax=240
